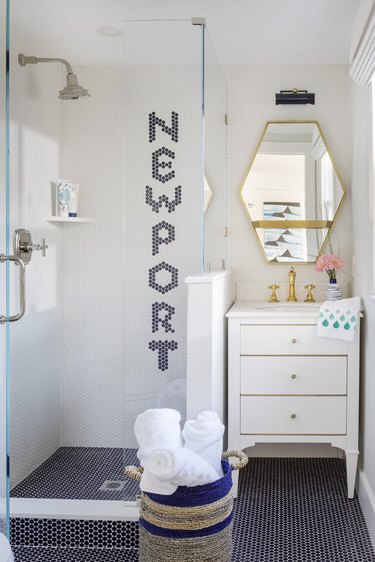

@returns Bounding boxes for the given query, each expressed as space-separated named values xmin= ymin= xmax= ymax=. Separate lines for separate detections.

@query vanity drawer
xmin=240 ymin=396 xmax=346 ymax=435
xmin=240 ymin=356 xmax=347 ymax=395
xmin=240 ymin=325 xmax=348 ymax=355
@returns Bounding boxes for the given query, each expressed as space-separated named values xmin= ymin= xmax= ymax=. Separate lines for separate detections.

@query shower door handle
xmin=0 ymin=254 xmax=26 ymax=324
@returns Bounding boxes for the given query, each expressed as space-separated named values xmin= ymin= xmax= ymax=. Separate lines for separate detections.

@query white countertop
xmin=226 ymin=300 xmax=323 ymax=318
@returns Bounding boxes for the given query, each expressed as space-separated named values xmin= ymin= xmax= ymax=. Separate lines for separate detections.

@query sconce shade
xmin=276 ymin=90 xmax=315 ymax=105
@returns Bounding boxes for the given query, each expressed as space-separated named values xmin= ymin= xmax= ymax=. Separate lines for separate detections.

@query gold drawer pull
xmin=291 ymin=373 xmax=297 ymax=379
xmin=291 ymin=338 xmax=297 ymax=344
xmin=291 ymin=413 xmax=297 ymax=419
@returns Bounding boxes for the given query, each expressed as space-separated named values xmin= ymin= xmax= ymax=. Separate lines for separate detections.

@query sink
xmin=254 ymin=303 xmax=320 ymax=312
xmin=227 ymin=300 xmax=323 ymax=319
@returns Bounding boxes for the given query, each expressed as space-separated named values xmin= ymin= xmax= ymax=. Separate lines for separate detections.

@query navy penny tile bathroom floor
xmin=232 ymin=458 xmax=375 ymax=562
xmin=11 ymin=458 xmax=375 ymax=562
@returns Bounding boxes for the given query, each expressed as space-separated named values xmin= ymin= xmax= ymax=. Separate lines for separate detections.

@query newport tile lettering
xmin=147 ymin=111 xmax=179 ymax=371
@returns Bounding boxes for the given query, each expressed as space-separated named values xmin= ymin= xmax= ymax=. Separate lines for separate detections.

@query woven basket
xmin=125 ymin=450 xmax=248 ymax=562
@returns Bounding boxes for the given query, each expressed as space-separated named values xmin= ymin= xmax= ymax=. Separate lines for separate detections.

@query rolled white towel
xmin=0 ymin=533 xmax=14 ymax=562
xmin=140 ymin=448 xmax=220 ymax=495
xmin=140 ymin=458 xmax=178 ymax=496
xmin=182 ymin=411 xmax=224 ymax=477
xmin=134 ymin=408 xmax=183 ymax=466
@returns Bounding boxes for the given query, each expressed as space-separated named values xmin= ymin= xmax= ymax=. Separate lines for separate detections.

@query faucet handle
xmin=268 ymin=284 xmax=280 ymax=303
xmin=304 ymin=284 xmax=316 ymax=302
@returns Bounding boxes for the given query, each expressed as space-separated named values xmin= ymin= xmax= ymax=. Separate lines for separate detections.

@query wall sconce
xmin=275 ymin=89 xmax=315 ymax=105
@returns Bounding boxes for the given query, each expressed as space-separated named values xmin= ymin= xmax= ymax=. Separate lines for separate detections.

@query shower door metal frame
xmin=0 ymin=0 xmax=11 ymax=537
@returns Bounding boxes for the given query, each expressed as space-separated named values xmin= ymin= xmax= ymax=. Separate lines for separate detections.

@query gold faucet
xmin=304 ymin=284 xmax=316 ymax=302
xmin=268 ymin=284 xmax=280 ymax=302
xmin=287 ymin=266 xmax=297 ymax=302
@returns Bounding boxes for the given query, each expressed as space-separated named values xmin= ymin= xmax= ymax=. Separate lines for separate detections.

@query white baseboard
xmin=358 ymin=469 xmax=375 ymax=549
xmin=245 ymin=443 xmax=343 ymax=458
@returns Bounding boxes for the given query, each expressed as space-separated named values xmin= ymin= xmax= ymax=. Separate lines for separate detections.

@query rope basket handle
xmin=125 ymin=450 xmax=248 ymax=481
xmin=125 ymin=465 xmax=144 ymax=481
xmin=221 ymin=449 xmax=248 ymax=471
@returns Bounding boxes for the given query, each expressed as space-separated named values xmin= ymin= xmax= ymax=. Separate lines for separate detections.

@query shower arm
xmin=18 ymin=54 xmax=74 ymax=75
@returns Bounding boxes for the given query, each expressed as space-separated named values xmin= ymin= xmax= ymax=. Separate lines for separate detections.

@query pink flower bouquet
xmin=315 ymin=254 xmax=345 ymax=281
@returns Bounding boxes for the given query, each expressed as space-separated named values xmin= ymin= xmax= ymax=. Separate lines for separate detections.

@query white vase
xmin=325 ymin=281 xmax=342 ymax=301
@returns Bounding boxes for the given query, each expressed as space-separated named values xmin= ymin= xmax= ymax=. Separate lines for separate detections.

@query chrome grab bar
xmin=0 ymin=254 xmax=26 ymax=324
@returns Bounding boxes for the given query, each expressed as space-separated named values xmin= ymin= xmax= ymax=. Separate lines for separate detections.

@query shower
xmin=18 ymin=53 xmax=90 ymax=99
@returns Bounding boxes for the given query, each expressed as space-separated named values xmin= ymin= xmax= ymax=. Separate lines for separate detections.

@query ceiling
xmin=11 ymin=0 xmax=360 ymax=66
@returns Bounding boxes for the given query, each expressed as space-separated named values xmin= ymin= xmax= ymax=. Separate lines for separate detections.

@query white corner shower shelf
xmin=47 ymin=217 xmax=95 ymax=223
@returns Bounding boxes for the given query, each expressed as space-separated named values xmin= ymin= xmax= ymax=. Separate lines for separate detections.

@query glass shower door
xmin=3 ymin=8 xmax=219 ymax=521
xmin=122 ymin=19 xmax=203 ymax=497
xmin=6 ymin=11 xmax=203 ymax=514
xmin=203 ymin=27 xmax=229 ymax=271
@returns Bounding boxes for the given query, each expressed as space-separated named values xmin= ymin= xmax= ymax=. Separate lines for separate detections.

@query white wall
xmin=59 ymin=66 xmax=125 ymax=448
xmin=228 ymin=64 xmax=353 ymax=289
xmin=9 ymin=29 xmax=61 ymax=486
xmin=60 ymin=65 xmax=201 ymax=447
xmin=350 ymin=79 xmax=375 ymax=544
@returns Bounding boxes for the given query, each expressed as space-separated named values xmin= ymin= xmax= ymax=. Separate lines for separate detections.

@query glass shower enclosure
xmin=1 ymin=3 xmax=228 ymax=527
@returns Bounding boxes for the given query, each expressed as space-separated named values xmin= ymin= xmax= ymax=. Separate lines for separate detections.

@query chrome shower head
xmin=18 ymin=53 xmax=90 ymax=100
xmin=58 ymin=73 xmax=89 ymax=100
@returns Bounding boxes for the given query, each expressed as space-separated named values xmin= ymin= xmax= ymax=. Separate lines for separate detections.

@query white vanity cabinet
xmin=227 ymin=301 xmax=361 ymax=499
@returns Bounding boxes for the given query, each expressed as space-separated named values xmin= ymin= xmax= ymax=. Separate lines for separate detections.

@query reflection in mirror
xmin=240 ymin=122 xmax=346 ymax=263
xmin=204 ymin=175 xmax=213 ymax=213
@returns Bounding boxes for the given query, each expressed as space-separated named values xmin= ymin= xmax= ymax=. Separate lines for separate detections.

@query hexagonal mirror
xmin=239 ymin=121 xmax=346 ymax=263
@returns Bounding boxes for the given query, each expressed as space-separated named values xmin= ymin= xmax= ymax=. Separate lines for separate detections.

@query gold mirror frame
xmin=239 ymin=121 xmax=346 ymax=264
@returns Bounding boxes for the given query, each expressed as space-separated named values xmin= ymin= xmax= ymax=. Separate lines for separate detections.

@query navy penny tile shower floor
xmin=11 ymin=447 xmax=140 ymax=501
xmin=11 ymin=457 xmax=375 ymax=562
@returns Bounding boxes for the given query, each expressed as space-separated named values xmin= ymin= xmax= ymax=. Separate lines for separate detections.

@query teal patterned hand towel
xmin=317 ymin=297 xmax=361 ymax=341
